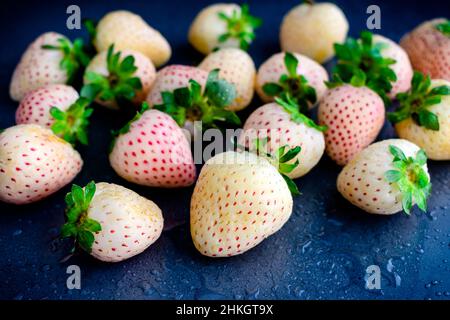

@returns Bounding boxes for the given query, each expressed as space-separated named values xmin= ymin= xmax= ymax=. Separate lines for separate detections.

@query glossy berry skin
xmin=318 ymin=85 xmax=385 ymax=166
xmin=400 ymin=18 xmax=450 ymax=82
xmin=255 ymin=52 xmax=329 ymax=106
xmin=146 ymin=65 xmax=208 ymax=107
xmin=280 ymin=2 xmax=349 ymax=63
xmin=109 ymin=109 xmax=196 ymax=188
xmin=88 ymin=182 xmax=164 ymax=262
xmin=10 ymin=32 xmax=69 ymax=101
xmin=0 ymin=124 xmax=82 ymax=205
xmin=373 ymin=35 xmax=413 ymax=98
xmin=240 ymin=103 xmax=325 ymax=178
xmin=191 ymin=151 xmax=293 ymax=257
xmin=337 ymin=139 xmax=428 ymax=215
xmin=395 ymin=79 xmax=450 ymax=160
xmin=15 ymin=84 xmax=78 ymax=128
xmin=84 ymin=49 xmax=156 ymax=109
xmin=198 ymin=48 xmax=255 ymax=111
xmin=95 ymin=10 xmax=171 ymax=67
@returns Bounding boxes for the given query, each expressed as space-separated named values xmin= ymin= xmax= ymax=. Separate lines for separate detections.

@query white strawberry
xmin=280 ymin=2 xmax=349 ymax=63
xmin=109 ymin=105 xmax=196 ymax=188
xmin=191 ymin=144 xmax=301 ymax=257
xmin=0 ymin=124 xmax=82 ymax=205
xmin=388 ymin=73 xmax=450 ymax=160
xmin=400 ymin=19 xmax=450 ymax=82
xmin=255 ymin=52 xmax=328 ymax=108
xmin=337 ymin=139 xmax=431 ymax=215
xmin=82 ymin=45 xmax=156 ymax=109
xmin=60 ymin=181 xmax=163 ymax=262
xmin=239 ymin=100 xmax=326 ymax=178
xmin=188 ymin=3 xmax=262 ymax=54
xmin=198 ymin=48 xmax=256 ymax=111
xmin=15 ymin=84 xmax=93 ymax=146
xmin=9 ymin=32 xmax=90 ymax=101
xmin=94 ymin=10 xmax=171 ymax=67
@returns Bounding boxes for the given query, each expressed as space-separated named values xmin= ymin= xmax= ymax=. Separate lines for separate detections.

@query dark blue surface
xmin=0 ymin=0 xmax=449 ymax=300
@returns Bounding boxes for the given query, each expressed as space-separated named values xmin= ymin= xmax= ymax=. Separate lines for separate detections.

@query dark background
xmin=0 ymin=0 xmax=449 ymax=300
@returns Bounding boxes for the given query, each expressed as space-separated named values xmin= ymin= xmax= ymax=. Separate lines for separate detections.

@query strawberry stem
xmin=154 ymin=69 xmax=241 ymax=129
xmin=217 ymin=4 xmax=262 ymax=51
xmin=60 ymin=181 xmax=101 ymax=254
xmin=50 ymin=97 xmax=93 ymax=145
xmin=80 ymin=44 xmax=143 ymax=106
xmin=388 ymin=72 xmax=450 ymax=130
xmin=384 ymin=145 xmax=431 ymax=215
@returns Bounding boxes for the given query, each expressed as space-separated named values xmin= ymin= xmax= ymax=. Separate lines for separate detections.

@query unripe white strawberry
xmin=95 ymin=10 xmax=171 ymax=67
xmin=337 ymin=139 xmax=430 ymax=215
xmin=400 ymin=19 xmax=450 ymax=82
xmin=188 ymin=3 xmax=261 ymax=54
xmin=198 ymin=48 xmax=256 ymax=111
xmin=255 ymin=52 xmax=328 ymax=108
xmin=240 ymin=101 xmax=326 ymax=178
xmin=388 ymin=73 xmax=450 ymax=160
xmin=61 ymin=182 xmax=163 ymax=263
xmin=191 ymin=151 xmax=295 ymax=257
xmin=0 ymin=124 xmax=82 ymax=205
xmin=280 ymin=2 xmax=349 ymax=63
xmin=82 ymin=46 xmax=156 ymax=109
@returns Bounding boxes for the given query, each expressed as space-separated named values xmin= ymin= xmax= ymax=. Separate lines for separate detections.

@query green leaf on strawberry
xmin=248 ymin=137 xmax=301 ymax=196
xmin=61 ymin=181 xmax=101 ymax=253
xmin=384 ymin=145 xmax=431 ymax=215
xmin=217 ymin=3 xmax=262 ymax=51
xmin=80 ymin=44 xmax=143 ymax=106
xmin=435 ymin=20 xmax=450 ymax=36
xmin=50 ymin=97 xmax=93 ymax=146
xmin=154 ymin=69 xmax=241 ymax=129
xmin=42 ymin=37 xmax=91 ymax=84
xmin=262 ymin=52 xmax=317 ymax=113
xmin=388 ymin=71 xmax=450 ymax=131
xmin=274 ymin=96 xmax=327 ymax=132
xmin=331 ymin=31 xmax=397 ymax=105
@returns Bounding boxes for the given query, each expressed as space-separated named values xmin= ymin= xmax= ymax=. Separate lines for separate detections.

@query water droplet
xmin=41 ymin=265 xmax=51 ymax=272
xmin=13 ymin=229 xmax=22 ymax=236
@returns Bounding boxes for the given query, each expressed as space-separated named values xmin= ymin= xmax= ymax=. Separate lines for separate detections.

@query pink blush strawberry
xmin=16 ymin=84 xmax=78 ymax=128
xmin=146 ymin=65 xmax=208 ymax=106
xmin=318 ymin=84 xmax=385 ymax=166
xmin=109 ymin=108 xmax=196 ymax=187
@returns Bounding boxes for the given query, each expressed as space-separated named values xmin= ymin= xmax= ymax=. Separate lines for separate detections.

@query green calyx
xmin=249 ymin=137 xmax=301 ymax=196
xmin=109 ymin=102 xmax=149 ymax=152
xmin=42 ymin=37 xmax=91 ymax=84
xmin=274 ymin=96 xmax=327 ymax=132
xmin=80 ymin=44 xmax=143 ymax=105
xmin=332 ymin=31 xmax=397 ymax=105
xmin=217 ymin=3 xmax=262 ymax=51
xmin=388 ymin=72 xmax=450 ymax=131
xmin=435 ymin=20 xmax=450 ymax=36
xmin=50 ymin=97 xmax=93 ymax=145
xmin=385 ymin=145 xmax=431 ymax=215
xmin=154 ymin=69 xmax=241 ymax=129
xmin=60 ymin=181 xmax=101 ymax=254
xmin=263 ymin=52 xmax=318 ymax=113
